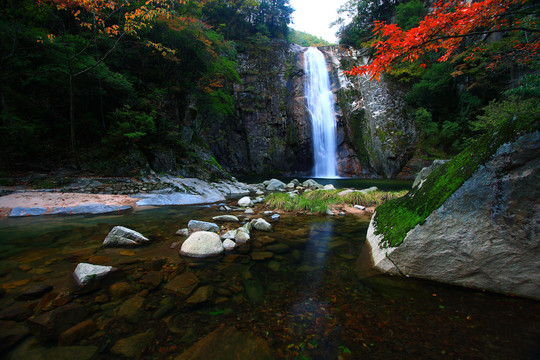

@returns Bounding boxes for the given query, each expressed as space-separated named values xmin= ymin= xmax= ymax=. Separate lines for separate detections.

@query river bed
xmin=0 ymin=201 xmax=539 ymax=359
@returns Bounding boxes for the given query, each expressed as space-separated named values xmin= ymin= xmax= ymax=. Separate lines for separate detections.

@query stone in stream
xmin=251 ymin=252 xmax=273 ymax=261
xmin=116 ymin=295 xmax=146 ymax=323
xmin=187 ymin=220 xmax=219 ymax=233
xmin=266 ymin=243 xmax=290 ymax=254
xmin=58 ymin=319 xmax=97 ymax=346
xmin=302 ymin=179 xmax=320 ymax=189
xmin=222 ymin=239 xmax=237 ymax=251
xmin=180 ymin=231 xmax=224 ymax=258
xmin=212 ymin=215 xmax=239 ymax=222
xmin=323 ymin=184 xmax=335 ymax=190
xmin=176 ymin=325 xmax=274 ymax=360
xmin=265 ymin=178 xmax=286 ymax=191
xmin=360 ymin=186 xmax=378 ymax=193
xmin=15 ymin=283 xmax=53 ymax=300
xmin=176 ymin=228 xmax=189 ymax=236
xmin=163 ymin=273 xmax=199 ymax=297
xmin=111 ymin=329 xmax=154 ymax=359
xmin=267 ymin=261 xmax=281 ymax=272
xmin=238 ymin=196 xmax=253 ymax=207
xmin=73 ymin=263 xmax=114 ymax=287
xmin=186 ymin=285 xmax=213 ymax=305
xmin=235 ymin=230 xmax=251 ymax=244
xmin=244 ymin=207 xmax=255 ymax=215
xmin=251 ymin=218 xmax=272 ymax=232
xmin=271 ymin=214 xmax=280 ymax=222
xmin=220 ymin=229 xmax=237 ymax=240
xmin=0 ymin=320 xmax=29 ymax=351
xmin=103 ymin=226 xmax=149 ymax=247
xmin=109 ymin=282 xmax=136 ymax=300
xmin=26 ymin=303 xmax=89 ymax=342
xmin=0 ymin=303 xmax=33 ymax=322
xmin=27 ymin=345 xmax=99 ymax=360
xmin=152 ymin=296 xmax=175 ymax=319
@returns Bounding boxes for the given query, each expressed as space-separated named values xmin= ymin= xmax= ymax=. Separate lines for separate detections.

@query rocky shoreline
xmin=0 ymin=175 xmax=256 ymax=217
xmin=0 ymin=176 xmax=378 ymax=218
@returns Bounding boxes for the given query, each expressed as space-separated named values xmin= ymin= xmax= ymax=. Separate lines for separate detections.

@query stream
xmin=0 ymin=194 xmax=539 ymax=359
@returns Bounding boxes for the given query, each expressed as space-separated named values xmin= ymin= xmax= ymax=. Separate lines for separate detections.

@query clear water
xmin=1 ymin=204 xmax=539 ymax=359
xmin=304 ymin=47 xmax=338 ymax=178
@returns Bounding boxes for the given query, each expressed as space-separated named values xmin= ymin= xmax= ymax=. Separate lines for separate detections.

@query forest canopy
xmin=0 ymin=0 xmax=293 ymax=171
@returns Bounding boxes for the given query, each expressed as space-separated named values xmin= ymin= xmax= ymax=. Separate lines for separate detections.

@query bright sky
xmin=289 ymin=0 xmax=350 ymax=43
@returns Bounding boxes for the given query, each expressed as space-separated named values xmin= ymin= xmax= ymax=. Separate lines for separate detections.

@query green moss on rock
xmin=374 ymin=103 xmax=540 ymax=248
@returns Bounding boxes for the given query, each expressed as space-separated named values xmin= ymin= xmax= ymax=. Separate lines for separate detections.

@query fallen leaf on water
xmin=120 ymin=250 xmax=135 ymax=256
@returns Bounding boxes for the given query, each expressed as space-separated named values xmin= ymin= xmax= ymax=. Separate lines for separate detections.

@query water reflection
xmin=0 ymin=208 xmax=539 ymax=360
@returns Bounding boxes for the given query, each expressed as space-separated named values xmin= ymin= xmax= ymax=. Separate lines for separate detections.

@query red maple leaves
xmin=345 ymin=0 xmax=539 ymax=81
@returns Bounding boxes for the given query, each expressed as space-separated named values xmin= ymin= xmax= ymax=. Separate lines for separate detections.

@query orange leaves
xmin=349 ymin=0 xmax=536 ymax=80
xmin=39 ymin=0 xmax=172 ymax=39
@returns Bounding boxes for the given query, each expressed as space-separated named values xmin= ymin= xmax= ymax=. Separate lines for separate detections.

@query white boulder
xmin=180 ymin=231 xmax=224 ymax=258
xmin=74 ymin=263 xmax=114 ymax=287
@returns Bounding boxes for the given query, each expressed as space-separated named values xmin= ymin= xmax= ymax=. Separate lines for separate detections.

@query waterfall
xmin=304 ymin=47 xmax=338 ymax=178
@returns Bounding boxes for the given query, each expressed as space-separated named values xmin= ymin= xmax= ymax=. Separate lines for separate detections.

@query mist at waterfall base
xmin=304 ymin=47 xmax=339 ymax=179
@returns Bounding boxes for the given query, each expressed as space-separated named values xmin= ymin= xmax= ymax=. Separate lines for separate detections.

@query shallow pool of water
xmin=0 ymin=203 xmax=538 ymax=359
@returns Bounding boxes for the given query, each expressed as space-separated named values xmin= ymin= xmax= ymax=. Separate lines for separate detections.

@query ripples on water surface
xmin=0 ymin=203 xmax=539 ymax=359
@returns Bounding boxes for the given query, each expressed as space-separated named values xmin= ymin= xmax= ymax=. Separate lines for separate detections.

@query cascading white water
xmin=304 ymin=47 xmax=338 ymax=178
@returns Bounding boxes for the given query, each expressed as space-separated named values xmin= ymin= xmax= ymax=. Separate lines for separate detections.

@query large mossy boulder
xmin=367 ymin=126 xmax=540 ymax=300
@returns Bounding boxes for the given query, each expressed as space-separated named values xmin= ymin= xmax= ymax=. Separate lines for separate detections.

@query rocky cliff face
xmin=367 ymin=131 xmax=540 ymax=300
xmin=322 ymin=46 xmax=417 ymax=178
xmin=207 ymin=42 xmax=416 ymax=178
xmin=206 ymin=40 xmax=312 ymax=176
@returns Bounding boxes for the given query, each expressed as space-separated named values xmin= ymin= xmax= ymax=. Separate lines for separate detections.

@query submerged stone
xmin=103 ymin=226 xmax=149 ymax=247
xmin=15 ymin=283 xmax=53 ymax=301
xmin=175 ymin=325 xmax=273 ymax=360
xmin=111 ymin=329 xmax=154 ymax=359
xmin=0 ymin=320 xmax=29 ymax=351
xmin=186 ymin=285 xmax=213 ymax=305
xmin=163 ymin=273 xmax=199 ymax=296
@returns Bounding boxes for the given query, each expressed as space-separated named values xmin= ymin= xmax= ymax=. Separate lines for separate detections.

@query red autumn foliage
xmin=345 ymin=0 xmax=539 ymax=81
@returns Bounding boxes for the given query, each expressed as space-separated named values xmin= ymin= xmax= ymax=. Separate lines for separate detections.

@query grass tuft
xmin=266 ymin=189 xmax=408 ymax=215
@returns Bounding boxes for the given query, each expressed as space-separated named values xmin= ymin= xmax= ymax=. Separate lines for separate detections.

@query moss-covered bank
xmin=373 ymin=98 xmax=540 ymax=248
